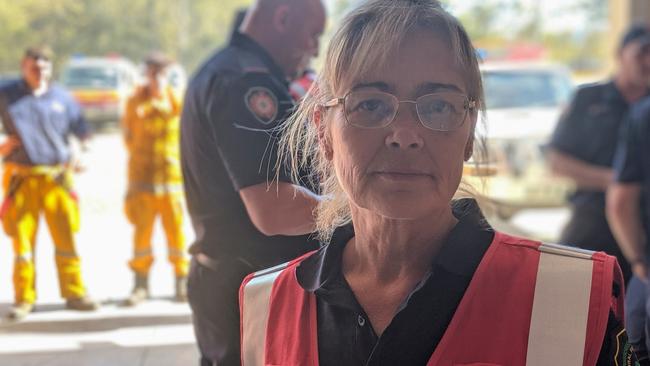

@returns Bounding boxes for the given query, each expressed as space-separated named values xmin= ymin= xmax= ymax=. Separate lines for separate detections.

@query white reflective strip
xmin=134 ymin=248 xmax=153 ymax=258
xmin=526 ymin=249 xmax=594 ymax=366
xmin=241 ymin=268 xmax=284 ymax=366
xmin=15 ymin=253 xmax=33 ymax=262
xmin=55 ymin=249 xmax=78 ymax=259
xmin=167 ymin=248 xmax=187 ymax=258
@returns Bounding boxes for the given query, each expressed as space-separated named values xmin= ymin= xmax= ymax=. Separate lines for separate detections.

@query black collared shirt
xmin=296 ymin=199 xmax=634 ymax=365
xmin=180 ymin=32 xmax=318 ymax=267
xmin=550 ymin=80 xmax=638 ymax=209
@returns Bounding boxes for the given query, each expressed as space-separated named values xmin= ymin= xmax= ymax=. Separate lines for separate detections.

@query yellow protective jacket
xmin=122 ymin=86 xmax=182 ymax=192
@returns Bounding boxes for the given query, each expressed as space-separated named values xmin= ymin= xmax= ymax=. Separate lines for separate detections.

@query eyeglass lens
xmin=343 ymin=91 xmax=468 ymax=131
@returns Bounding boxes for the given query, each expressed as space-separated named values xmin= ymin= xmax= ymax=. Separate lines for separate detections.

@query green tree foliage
xmin=0 ymin=0 xmax=250 ymax=75
xmin=0 ymin=0 xmax=609 ymax=76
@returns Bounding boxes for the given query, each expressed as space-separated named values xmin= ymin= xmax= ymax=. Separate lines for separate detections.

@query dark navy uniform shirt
xmin=180 ymin=32 xmax=318 ymax=268
xmin=296 ymin=199 xmax=635 ymax=366
xmin=613 ymin=96 xmax=650 ymax=243
xmin=0 ymin=80 xmax=89 ymax=165
xmin=550 ymin=80 xmax=637 ymax=209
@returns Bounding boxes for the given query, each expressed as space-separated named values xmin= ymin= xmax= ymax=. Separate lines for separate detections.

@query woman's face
xmin=324 ymin=29 xmax=476 ymax=220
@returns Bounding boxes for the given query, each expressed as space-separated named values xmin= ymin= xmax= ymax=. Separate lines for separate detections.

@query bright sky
xmin=447 ymin=0 xmax=593 ymax=33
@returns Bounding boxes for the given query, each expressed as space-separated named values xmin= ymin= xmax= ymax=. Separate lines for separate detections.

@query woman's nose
xmin=385 ymin=106 xmax=424 ymax=150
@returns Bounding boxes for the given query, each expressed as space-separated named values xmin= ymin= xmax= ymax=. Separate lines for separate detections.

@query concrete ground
xmin=0 ymin=131 xmax=569 ymax=366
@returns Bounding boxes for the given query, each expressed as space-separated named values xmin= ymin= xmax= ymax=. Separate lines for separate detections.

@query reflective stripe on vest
xmin=240 ymin=232 xmax=622 ymax=366
xmin=240 ymin=262 xmax=290 ymax=366
xmin=526 ymin=243 xmax=595 ymax=366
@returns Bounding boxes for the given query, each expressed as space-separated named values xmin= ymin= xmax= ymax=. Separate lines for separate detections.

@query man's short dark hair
xmin=24 ymin=45 xmax=54 ymax=61
xmin=144 ymin=51 xmax=172 ymax=69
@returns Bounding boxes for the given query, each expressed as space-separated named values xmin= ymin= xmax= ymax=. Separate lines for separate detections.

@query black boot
xmin=124 ymin=274 xmax=149 ymax=306
xmin=174 ymin=276 xmax=187 ymax=302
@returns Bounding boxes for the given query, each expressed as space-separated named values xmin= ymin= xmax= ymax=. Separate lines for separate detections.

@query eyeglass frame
xmin=322 ymin=90 xmax=478 ymax=132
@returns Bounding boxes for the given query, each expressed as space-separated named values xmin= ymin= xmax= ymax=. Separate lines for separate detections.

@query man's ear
xmin=272 ymin=5 xmax=291 ymax=32
xmin=314 ymin=107 xmax=333 ymax=160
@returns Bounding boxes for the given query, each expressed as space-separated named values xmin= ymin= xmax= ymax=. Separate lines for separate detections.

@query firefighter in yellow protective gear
xmin=0 ymin=46 xmax=99 ymax=321
xmin=122 ymin=52 xmax=188 ymax=306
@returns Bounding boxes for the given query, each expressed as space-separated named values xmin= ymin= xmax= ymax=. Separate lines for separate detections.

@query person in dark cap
xmin=606 ymin=37 xmax=650 ymax=363
xmin=0 ymin=45 xmax=98 ymax=321
xmin=547 ymin=23 xmax=650 ymax=284
xmin=121 ymin=52 xmax=188 ymax=306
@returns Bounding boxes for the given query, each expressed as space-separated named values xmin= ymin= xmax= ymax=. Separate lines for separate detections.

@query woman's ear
xmin=464 ymin=136 xmax=474 ymax=162
xmin=464 ymin=112 xmax=478 ymax=161
xmin=314 ymin=107 xmax=333 ymax=160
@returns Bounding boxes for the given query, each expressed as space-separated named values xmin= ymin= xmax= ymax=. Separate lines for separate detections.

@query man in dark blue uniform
xmin=547 ymin=24 xmax=650 ymax=284
xmin=607 ymin=68 xmax=650 ymax=363
xmin=0 ymin=46 xmax=98 ymax=321
xmin=180 ymin=0 xmax=326 ymax=364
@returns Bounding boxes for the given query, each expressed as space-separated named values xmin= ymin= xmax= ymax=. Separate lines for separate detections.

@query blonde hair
xmin=278 ymin=0 xmax=487 ymax=242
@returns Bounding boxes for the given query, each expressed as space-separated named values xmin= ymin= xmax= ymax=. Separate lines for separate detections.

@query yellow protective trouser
xmin=2 ymin=165 xmax=84 ymax=304
xmin=124 ymin=191 xmax=188 ymax=277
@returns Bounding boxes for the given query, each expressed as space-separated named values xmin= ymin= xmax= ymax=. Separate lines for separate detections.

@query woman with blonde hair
xmin=239 ymin=0 xmax=633 ymax=364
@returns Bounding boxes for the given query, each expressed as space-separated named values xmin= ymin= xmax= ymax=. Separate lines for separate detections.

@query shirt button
xmin=357 ymin=315 xmax=366 ymax=327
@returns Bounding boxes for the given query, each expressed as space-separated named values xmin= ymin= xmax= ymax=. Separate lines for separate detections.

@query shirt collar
xmin=296 ymin=198 xmax=496 ymax=293
xmin=230 ymin=31 xmax=287 ymax=83
xmin=603 ymin=80 xmax=627 ymax=104
xmin=603 ymin=79 xmax=650 ymax=105
xmin=18 ymin=79 xmax=52 ymax=97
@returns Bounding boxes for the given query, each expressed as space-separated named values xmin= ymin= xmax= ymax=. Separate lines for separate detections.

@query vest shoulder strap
xmin=240 ymin=261 xmax=290 ymax=366
xmin=240 ymin=251 xmax=317 ymax=366
xmin=527 ymin=242 xmax=600 ymax=366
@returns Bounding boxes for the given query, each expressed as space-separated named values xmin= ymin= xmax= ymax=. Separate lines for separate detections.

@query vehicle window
xmin=61 ymin=66 xmax=119 ymax=89
xmin=482 ymin=70 xmax=572 ymax=109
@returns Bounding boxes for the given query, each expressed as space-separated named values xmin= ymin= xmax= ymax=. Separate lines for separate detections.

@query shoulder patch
xmin=614 ymin=328 xmax=640 ymax=366
xmin=244 ymin=86 xmax=278 ymax=125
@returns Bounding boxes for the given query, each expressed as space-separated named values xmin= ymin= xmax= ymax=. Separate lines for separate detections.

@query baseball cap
xmin=620 ymin=23 xmax=650 ymax=50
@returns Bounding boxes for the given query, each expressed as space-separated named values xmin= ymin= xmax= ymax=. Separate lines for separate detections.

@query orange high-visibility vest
xmin=240 ymin=232 xmax=623 ymax=366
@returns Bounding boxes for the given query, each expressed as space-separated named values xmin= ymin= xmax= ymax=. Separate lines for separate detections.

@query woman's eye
xmin=423 ymin=100 xmax=454 ymax=115
xmin=356 ymin=99 xmax=384 ymax=112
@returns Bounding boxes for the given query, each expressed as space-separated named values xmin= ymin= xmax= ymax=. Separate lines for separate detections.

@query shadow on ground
xmin=0 ymin=299 xmax=192 ymax=333
xmin=0 ymin=342 xmax=198 ymax=366
xmin=0 ymin=313 xmax=191 ymax=333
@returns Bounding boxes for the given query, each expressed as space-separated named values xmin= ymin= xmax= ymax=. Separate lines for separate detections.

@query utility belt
xmin=3 ymin=163 xmax=74 ymax=193
xmin=0 ymin=162 xmax=80 ymax=235
xmin=1 ymin=163 xmax=76 ymax=217
xmin=4 ymin=162 xmax=67 ymax=177
xmin=194 ymin=252 xmax=254 ymax=273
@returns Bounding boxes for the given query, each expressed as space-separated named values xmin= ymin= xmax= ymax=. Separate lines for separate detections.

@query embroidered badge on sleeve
xmin=245 ymin=87 xmax=278 ymax=125
xmin=614 ymin=328 xmax=642 ymax=366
